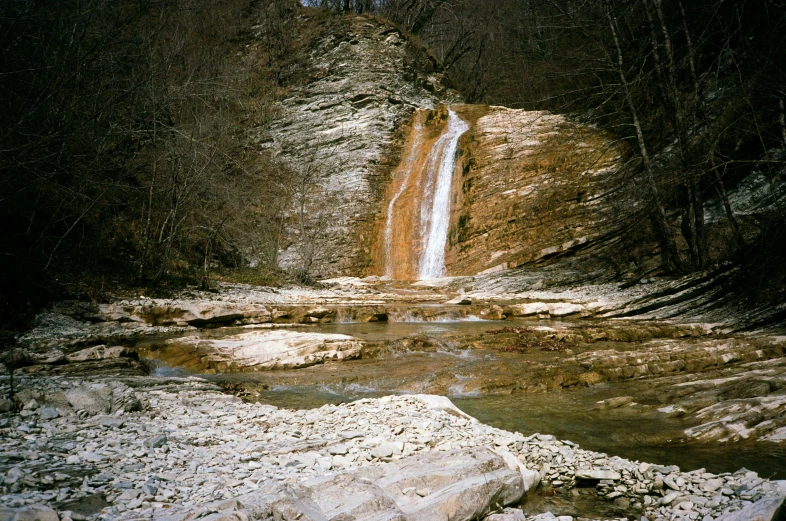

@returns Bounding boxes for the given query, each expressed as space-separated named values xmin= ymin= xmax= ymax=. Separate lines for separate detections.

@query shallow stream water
xmin=239 ymin=380 xmax=786 ymax=478
xmin=139 ymin=319 xmax=786 ymax=480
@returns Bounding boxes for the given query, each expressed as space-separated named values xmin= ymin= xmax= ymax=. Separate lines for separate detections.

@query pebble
xmin=0 ymin=375 xmax=781 ymax=521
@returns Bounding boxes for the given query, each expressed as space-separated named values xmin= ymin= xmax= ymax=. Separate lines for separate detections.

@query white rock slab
xmin=167 ymin=330 xmax=362 ymax=371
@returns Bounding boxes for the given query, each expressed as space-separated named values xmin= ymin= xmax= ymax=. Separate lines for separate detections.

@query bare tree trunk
xmin=709 ymin=151 xmax=743 ymax=250
xmin=138 ymin=101 xmax=157 ymax=284
xmin=645 ymin=0 xmax=705 ymax=268
xmin=780 ymin=99 xmax=786 ymax=148
xmin=677 ymin=0 xmax=743 ymax=255
xmin=607 ymin=4 xmax=682 ymax=273
xmin=689 ymin=179 xmax=705 ymax=266
xmin=202 ymin=216 xmax=230 ymax=289
xmin=678 ymin=0 xmax=700 ymax=101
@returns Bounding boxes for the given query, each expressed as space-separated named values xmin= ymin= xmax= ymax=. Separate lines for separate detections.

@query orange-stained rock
xmin=371 ymin=105 xmax=622 ymax=279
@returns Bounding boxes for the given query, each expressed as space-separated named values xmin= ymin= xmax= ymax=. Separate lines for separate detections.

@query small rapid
xmin=418 ymin=108 xmax=469 ymax=279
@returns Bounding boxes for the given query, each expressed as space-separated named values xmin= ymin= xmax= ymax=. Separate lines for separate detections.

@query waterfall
xmin=418 ymin=108 xmax=469 ymax=279
xmin=384 ymin=113 xmax=424 ymax=278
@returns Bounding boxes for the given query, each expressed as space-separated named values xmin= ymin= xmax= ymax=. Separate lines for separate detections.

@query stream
xmin=137 ymin=319 xmax=786 ymax=480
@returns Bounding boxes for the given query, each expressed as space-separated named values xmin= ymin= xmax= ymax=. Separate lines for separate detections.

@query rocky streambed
xmin=3 ymin=278 xmax=786 ymax=520
xmin=2 ymin=374 xmax=785 ymax=521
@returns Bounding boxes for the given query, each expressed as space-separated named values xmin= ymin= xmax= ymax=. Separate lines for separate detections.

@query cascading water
xmin=384 ymin=114 xmax=425 ymax=278
xmin=418 ymin=108 xmax=469 ymax=279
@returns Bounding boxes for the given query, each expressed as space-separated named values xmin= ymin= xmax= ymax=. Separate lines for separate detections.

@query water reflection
xmin=146 ymin=318 xmax=786 ymax=480
xmin=245 ymin=382 xmax=785 ymax=477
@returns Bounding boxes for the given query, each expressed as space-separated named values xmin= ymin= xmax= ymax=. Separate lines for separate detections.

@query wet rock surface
xmin=443 ymin=106 xmax=622 ymax=278
xmin=5 ymin=279 xmax=786 ymax=520
xmin=207 ymin=320 xmax=786 ymax=446
xmin=146 ymin=330 xmax=363 ymax=372
xmin=11 ymin=278 xmax=786 ymax=448
xmin=253 ymin=12 xmax=458 ymax=277
xmin=14 ymin=266 xmax=783 ymax=356
xmin=2 ymin=375 xmax=784 ymax=521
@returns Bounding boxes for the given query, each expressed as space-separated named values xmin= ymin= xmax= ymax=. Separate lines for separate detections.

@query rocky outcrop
xmin=714 ymin=493 xmax=785 ymax=521
xmin=16 ymin=311 xmax=191 ymax=351
xmin=9 ymin=380 xmax=145 ymax=419
xmin=257 ymin=13 xmax=458 ymax=277
xmin=685 ymin=394 xmax=786 ymax=443
xmin=152 ymin=330 xmax=363 ymax=372
xmin=14 ymin=262 xmax=780 ymax=363
xmin=369 ymin=105 xmax=624 ymax=280
xmin=458 ymin=263 xmax=786 ymax=331
xmin=98 ymin=301 xmax=273 ymax=327
xmin=445 ymin=106 xmax=622 ymax=277
xmin=570 ymin=337 xmax=786 ymax=382
xmin=273 ymin=447 xmax=527 ymax=521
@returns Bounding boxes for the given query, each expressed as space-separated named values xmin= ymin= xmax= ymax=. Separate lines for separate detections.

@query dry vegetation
xmin=2 ymin=0 xmax=785 ymax=328
xmin=0 ymin=0 xmax=310 ymax=326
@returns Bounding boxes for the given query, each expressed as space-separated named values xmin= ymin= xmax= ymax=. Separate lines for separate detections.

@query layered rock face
xmin=260 ymin=13 xmax=626 ymax=282
xmin=369 ymin=105 xmax=623 ymax=279
xmin=372 ymin=107 xmax=461 ymax=279
xmin=255 ymin=11 xmax=784 ymax=325
xmin=445 ymin=106 xmax=622 ymax=276
xmin=259 ymin=13 xmax=457 ymax=277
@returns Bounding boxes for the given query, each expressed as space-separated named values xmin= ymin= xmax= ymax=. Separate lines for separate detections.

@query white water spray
xmin=418 ymin=108 xmax=469 ymax=279
xmin=384 ymin=116 xmax=424 ymax=278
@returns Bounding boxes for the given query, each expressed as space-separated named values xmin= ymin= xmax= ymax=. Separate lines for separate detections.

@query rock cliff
xmin=257 ymin=12 xmax=458 ymax=277
xmin=257 ymin=13 xmax=630 ymax=282
xmin=446 ymin=106 xmax=623 ymax=277
xmin=368 ymin=104 xmax=627 ymax=280
xmin=252 ymin=10 xmax=784 ymax=326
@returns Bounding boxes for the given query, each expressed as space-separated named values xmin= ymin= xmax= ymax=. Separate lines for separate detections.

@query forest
xmin=1 ymin=0 xmax=785 ymax=328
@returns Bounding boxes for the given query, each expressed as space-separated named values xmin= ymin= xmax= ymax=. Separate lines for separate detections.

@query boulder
xmin=145 ymin=435 xmax=168 ymax=448
xmin=355 ymin=447 xmax=525 ymax=521
xmin=162 ymin=330 xmax=363 ymax=372
xmin=492 ymin=449 xmax=540 ymax=492
xmin=596 ymin=396 xmax=634 ymax=409
xmin=228 ymin=448 xmax=525 ymax=521
xmin=547 ymin=303 xmax=585 ymax=317
xmin=297 ymin=473 xmax=405 ymax=521
xmin=575 ymin=469 xmax=621 ymax=481
xmin=484 ymin=508 xmax=526 ymax=521
xmin=65 ymin=345 xmax=126 ymax=362
xmin=95 ymin=415 xmax=125 ymax=428
xmin=0 ymin=504 xmax=59 ymax=521
xmin=714 ymin=494 xmax=785 ymax=521
xmin=411 ymin=394 xmax=473 ymax=420
xmin=37 ymin=407 xmax=59 ymax=419
xmin=371 ymin=442 xmax=402 ymax=459
xmin=64 ymin=385 xmax=111 ymax=415
xmin=507 ymin=303 xmax=549 ymax=317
